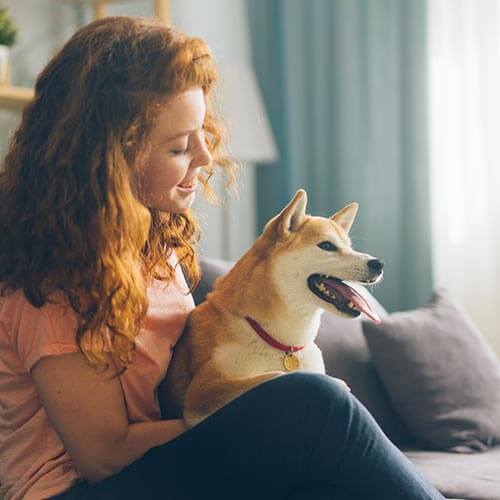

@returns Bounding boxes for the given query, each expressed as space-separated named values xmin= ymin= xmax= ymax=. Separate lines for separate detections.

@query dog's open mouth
xmin=307 ymin=274 xmax=381 ymax=324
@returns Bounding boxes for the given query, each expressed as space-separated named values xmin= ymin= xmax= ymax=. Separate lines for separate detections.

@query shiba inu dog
xmin=161 ymin=189 xmax=384 ymax=428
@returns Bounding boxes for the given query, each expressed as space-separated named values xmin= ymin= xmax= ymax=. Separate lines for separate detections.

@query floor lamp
xmin=215 ymin=60 xmax=278 ymax=260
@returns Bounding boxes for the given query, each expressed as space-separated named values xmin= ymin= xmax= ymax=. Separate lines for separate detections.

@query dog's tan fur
xmin=159 ymin=189 xmax=383 ymax=427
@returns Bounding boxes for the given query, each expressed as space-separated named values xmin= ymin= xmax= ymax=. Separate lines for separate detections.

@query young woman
xmin=0 ymin=16 xmax=444 ymax=500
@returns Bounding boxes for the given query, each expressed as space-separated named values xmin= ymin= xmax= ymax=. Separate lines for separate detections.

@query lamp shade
xmin=215 ymin=60 xmax=278 ymax=163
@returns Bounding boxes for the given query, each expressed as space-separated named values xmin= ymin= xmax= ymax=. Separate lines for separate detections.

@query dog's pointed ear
xmin=330 ymin=202 xmax=359 ymax=234
xmin=277 ymin=189 xmax=307 ymax=237
xmin=266 ymin=189 xmax=307 ymax=238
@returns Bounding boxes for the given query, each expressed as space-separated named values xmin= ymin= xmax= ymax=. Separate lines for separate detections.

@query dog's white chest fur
xmin=212 ymin=319 xmax=326 ymax=377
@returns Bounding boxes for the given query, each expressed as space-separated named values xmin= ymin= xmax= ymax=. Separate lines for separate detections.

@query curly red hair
xmin=0 ymin=16 xmax=239 ymax=374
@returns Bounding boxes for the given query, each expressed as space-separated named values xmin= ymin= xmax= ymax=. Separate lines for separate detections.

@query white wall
xmin=170 ymin=0 xmax=259 ymax=262
xmin=0 ymin=0 xmax=258 ymax=262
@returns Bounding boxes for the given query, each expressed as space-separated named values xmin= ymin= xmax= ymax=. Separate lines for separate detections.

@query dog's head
xmin=259 ymin=189 xmax=383 ymax=323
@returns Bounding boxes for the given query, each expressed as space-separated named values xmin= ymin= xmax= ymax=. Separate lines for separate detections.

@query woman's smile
xmin=139 ymin=88 xmax=212 ymax=213
xmin=177 ymin=178 xmax=198 ymax=193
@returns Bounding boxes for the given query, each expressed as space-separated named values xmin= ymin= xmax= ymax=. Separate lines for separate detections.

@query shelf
xmin=0 ymin=86 xmax=34 ymax=111
xmin=92 ymin=0 xmax=170 ymax=23
xmin=61 ymin=0 xmax=171 ymax=23
xmin=0 ymin=1 xmax=171 ymax=111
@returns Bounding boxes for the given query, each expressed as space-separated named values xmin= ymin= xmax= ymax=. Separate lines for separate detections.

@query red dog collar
xmin=244 ymin=316 xmax=306 ymax=353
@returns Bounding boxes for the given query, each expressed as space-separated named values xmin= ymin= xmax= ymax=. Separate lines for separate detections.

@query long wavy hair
xmin=0 ymin=16 xmax=239 ymax=375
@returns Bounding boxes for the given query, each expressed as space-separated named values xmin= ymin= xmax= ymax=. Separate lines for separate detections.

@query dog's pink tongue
xmin=324 ymin=278 xmax=382 ymax=324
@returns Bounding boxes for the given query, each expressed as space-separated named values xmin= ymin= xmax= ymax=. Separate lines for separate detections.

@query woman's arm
xmin=108 ymin=418 xmax=187 ymax=476
xmin=32 ymin=351 xmax=188 ymax=484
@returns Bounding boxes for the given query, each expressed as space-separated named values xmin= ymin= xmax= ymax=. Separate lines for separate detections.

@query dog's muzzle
xmin=307 ymin=274 xmax=381 ymax=324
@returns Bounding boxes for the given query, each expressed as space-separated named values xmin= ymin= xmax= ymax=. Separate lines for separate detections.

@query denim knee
xmin=270 ymin=371 xmax=352 ymax=415
xmin=277 ymin=371 xmax=350 ymax=396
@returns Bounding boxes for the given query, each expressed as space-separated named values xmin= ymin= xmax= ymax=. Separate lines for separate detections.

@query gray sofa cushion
xmin=315 ymin=301 xmax=414 ymax=447
xmin=403 ymin=446 xmax=500 ymax=500
xmin=195 ymin=255 xmax=414 ymax=446
xmin=362 ymin=288 xmax=500 ymax=452
xmin=192 ymin=256 xmax=233 ymax=306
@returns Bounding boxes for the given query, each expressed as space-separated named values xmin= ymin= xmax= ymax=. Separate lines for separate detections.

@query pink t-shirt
xmin=0 ymin=252 xmax=195 ymax=500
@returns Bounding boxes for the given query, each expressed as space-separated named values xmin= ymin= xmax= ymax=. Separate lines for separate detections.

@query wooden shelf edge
xmin=0 ymin=0 xmax=171 ymax=111
xmin=0 ymin=86 xmax=34 ymax=111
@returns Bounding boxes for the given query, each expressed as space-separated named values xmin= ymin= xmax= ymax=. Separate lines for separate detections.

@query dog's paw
xmin=332 ymin=377 xmax=351 ymax=392
xmin=184 ymin=409 xmax=215 ymax=429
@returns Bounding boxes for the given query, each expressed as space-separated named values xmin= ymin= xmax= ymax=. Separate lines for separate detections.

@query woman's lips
xmin=178 ymin=178 xmax=197 ymax=188
xmin=177 ymin=179 xmax=197 ymax=192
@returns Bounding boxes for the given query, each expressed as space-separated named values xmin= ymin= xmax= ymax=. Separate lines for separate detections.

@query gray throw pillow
xmin=315 ymin=304 xmax=414 ymax=447
xmin=362 ymin=288 xmax=500 ymax=452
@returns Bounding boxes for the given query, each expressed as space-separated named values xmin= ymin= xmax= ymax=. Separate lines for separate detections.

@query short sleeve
xmin=12 ymin=299 xmax=81 ymax=374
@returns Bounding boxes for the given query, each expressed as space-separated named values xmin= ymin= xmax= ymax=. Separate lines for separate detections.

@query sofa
xmin=194 ymin=255 xmax=500 ymax=500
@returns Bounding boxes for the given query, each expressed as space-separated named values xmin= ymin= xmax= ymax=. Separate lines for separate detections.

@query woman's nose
xmin=194 ymin=142 xmax=213 ymax=167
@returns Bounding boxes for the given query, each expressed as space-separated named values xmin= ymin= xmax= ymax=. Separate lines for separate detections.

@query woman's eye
xmin=171 ymin=148 xmax=189 ymax=156
xmin=317 ymin=241 xmax=338 ymax=251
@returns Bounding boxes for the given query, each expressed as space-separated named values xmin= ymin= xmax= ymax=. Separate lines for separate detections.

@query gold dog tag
xmin=283 ymin=352 xmax=300 ymax=371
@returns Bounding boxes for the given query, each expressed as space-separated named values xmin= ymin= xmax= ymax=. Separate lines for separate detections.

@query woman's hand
xmin=168 ymin=418 xmax=189 ymax=439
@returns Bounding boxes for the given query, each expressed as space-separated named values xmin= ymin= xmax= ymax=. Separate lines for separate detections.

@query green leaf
xmin=0 ymin=5 xmax=17 ymax=47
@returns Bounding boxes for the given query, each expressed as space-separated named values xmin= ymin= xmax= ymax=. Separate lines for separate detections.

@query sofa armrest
xmin=193 ymin=255 xmax=235 ymax=306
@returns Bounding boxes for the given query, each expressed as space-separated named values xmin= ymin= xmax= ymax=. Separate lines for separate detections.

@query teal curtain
xmin=247 ymin=0 xmax=432 ymax=313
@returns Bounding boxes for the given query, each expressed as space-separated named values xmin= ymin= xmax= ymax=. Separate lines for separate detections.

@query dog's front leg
xmin=184 ymin=365 xmax=286 ymax=428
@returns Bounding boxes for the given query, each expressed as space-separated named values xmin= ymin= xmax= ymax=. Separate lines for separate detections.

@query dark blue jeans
xmin=51 ymin=372 xmax=444 ymax=500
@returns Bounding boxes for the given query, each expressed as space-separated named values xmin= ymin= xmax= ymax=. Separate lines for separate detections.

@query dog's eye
xmin=318 ymin=241 xmax=338 ymax=251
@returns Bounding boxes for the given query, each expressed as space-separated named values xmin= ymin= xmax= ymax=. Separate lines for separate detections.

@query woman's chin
xmin=158 ymin=199 xmax=194 ymax=214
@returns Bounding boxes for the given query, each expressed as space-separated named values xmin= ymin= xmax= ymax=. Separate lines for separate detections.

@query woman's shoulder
xmin=0 ymin=285 xmax=88 ymax=373
xmin=1 ymin=283 xmax=76 ymax=312
xmin=0 ymin=284 xmax=81 ymax=342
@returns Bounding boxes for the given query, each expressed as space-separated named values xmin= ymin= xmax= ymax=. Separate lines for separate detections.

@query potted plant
xmin=0 ymin=4 xmax=17 ymax=86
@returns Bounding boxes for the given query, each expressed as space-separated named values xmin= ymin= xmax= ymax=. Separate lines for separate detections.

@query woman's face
xmin=137 ymin=87 xmax=212 ymax=213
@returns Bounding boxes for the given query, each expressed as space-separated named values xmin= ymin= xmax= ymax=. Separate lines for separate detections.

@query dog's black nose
xmin=368 ymin=259 xmax=384 ymax=272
